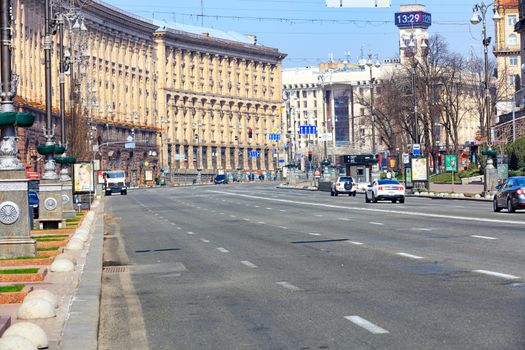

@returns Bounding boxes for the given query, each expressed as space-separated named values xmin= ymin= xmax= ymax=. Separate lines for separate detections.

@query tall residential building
xmin=12 ymin=0 xmax=285 ymax=183
xmin=494 ymin=0 xmax=521 ymax=116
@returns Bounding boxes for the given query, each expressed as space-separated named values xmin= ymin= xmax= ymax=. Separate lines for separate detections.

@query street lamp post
xmin=471 ymin=1 xmax=501 ymax=195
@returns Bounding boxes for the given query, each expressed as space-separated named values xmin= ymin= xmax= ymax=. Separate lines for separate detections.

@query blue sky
xmin=103 ymin=0 xmax=496 ymax=67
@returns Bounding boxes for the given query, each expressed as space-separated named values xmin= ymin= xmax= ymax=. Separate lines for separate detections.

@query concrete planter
xmin=0 ymin=268 xmax=47 ymax=283
xmin=0 ymin=286 xmax=33 ymax=304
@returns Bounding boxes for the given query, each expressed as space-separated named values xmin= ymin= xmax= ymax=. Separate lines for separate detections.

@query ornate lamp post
xmin=359 ymin=52 xmax=381 ymax=156
xmin=471 ymin=1 xmax=501 ymax=195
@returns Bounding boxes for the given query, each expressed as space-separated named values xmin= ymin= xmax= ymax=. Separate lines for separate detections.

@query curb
xmin=58 ymin=201 xmax=104 ymax=350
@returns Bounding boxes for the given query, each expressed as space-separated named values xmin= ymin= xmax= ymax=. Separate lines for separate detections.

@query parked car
xmin=331 ymin=176 xmax=357 ymax=196
xmin=28 ymin=190 xmax=39 ymax=219
xmin=493 ymin=176 xmax=525 ymax=213
xmin=365 ymin=179 xmax=405 ymax=203
xmin=214 ymin=174 xmax=228 ymax=184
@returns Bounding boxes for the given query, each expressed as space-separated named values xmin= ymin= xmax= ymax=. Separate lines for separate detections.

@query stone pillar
xmin=36 ymin=179 xmax=65 ymax=230
xmin=61 ymin=180 xmax=75 ymax=219
xmin=0 ymin=171 xmax=36 ymax=258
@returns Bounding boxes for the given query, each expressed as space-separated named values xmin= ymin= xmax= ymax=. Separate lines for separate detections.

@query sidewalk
xmin=0 ymin=200 xmax=104 ymax=349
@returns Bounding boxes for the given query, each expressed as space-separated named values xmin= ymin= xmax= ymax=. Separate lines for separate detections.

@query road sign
xmin=412 ymin=144 xmax=421 ymax=156
xmin=125 ymin=142 xmax=136 ymax=149
xmin=269 ymin=133 xmax=281 ymax=141
xmin=402 ymin=153 xmax=410 ymax=164
xmin=318 ymin=133 xmax=333 ymax=142
xmin=299 ymin=125 xmax=317 ymax=135
xmin=174 ymin=154 xmax=186 ymax=161
xmin=249 ymin=150 xmax=260 ymax=157
xmin=326 ymin=0 xmax=391 ymax=8
xmin=126 ymin=135 xmax=133 ymax=142
xmin=279 ymin=159 xmax=285 ymax=163
xmin=272 ymin=127 xmax=278 ymax=133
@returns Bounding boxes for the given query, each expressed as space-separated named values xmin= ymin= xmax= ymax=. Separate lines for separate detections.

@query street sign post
xmin=124 ymin=142 xmax=136 ymax=149
xmin=445 ymin=154 xmax=458 ymax=191
xmin=318 ymin=133 xmax=333 ymax=142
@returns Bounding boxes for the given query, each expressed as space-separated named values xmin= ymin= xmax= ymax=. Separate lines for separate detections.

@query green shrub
xmin=505 ymin=137 xmax=525 ymax=170
xmin=0 ymin=285 xmax=25 ymax=293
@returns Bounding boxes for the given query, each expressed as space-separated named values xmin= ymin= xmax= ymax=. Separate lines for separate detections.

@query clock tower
xmin=395 ymin=4 xmax=431 ymax=65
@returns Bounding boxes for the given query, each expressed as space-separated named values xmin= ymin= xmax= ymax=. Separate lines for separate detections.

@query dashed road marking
xmin=369 ymin=222 xmax=384 ymax=226
xmin=217 ymin=247 xmax=229 ymax=253
xmin=348 ymin=241 xmax=364 ymax=245
xmin=338 ymin=218 xmax=351 ymax=221
xmin=187 ymin=231 xmax=194 ymax=235
xmin=308 ymin=232 xmax=321 ymax=236
xmin=344 ymin=316 xmax=389 ymax=334
xmin=473 ymin=270 xmax=520 ymax=280
xmin=315 ymin=214 xmax=324 ymax=217
xmin=230 ymin=215 xmax=237 ymax=218
xmin=200 ymin=238 xmax=210 ymax=243
xmin=280 ymin=210 xmax=286 ymax=212
xmin=276 ymin=281 xmax=301 ymax=291
xmin=241 ymin=261 xmax=258 ymax=268
xmin=471 ymin=235 xmax=497 ymax=240
xmin=257 ymin=221 xmax=266 ymax=224
xmin=266 ymin=208 xmax=273 ymax=210
xmin=396 ymin=252 xmax=424 ymax=260
xmin=279 ymin=226 xmax=288 ymax=230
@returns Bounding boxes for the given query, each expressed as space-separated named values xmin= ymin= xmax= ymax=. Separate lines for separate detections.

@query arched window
xmin=508 ymin=34 xmax=518 ymax=46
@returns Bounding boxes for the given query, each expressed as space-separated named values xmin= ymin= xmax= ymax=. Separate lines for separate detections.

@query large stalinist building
xmin=12 ymin=0 xmax=285 ymax=183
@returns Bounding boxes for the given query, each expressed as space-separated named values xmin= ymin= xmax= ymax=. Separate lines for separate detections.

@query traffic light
xmin=308 ymin=151 xmax=312 ymax=162
xmin=248 ymin=128 xmax=253 ymax=138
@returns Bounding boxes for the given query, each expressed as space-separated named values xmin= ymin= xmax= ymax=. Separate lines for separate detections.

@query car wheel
xmin=371 ymin=193 xmax=377 ymax=203
xmin=334 ymin=191 xmax=339 ymax=197
xmin=507 ymin=198 xmax=515 ymax=213
xmin=391 ymin=199 xmax=397 ymax=203
xmin=365 ymin=193 xmax=370 ymax=203
xmin=399 ymin=197 xmax=405 ymax=204
xmin=330 ymin=191 xmax=335 ymax=197
xmin=493 ymin=198 xmax=501 ymax=212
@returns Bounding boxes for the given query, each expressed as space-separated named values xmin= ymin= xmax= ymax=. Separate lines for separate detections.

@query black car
xmin=214 ymin=174 xmax=228 ymax=184
xmin=493 ymin=176 xmax=525 ymax=213
xmin=28 ymin=190 xmax=39 ymax=219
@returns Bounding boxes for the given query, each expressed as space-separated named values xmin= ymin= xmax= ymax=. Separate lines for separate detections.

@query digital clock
xmin=394 ymin=11 xmax=432 ymax=29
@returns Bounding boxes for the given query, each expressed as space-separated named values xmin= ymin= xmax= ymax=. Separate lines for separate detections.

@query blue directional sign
xmin=269 ymin=133 xmax=281 ymax=141
xmin=249 ymin=150 xmax=261 ymax=158
xmin=412 ymin=144 xmax=421 ymax=156
xmin=299 ymin=125 xmax=317 ymax=135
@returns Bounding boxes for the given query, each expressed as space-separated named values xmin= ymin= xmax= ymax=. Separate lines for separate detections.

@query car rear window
xmin=216 ymin=175 xmax=226 ymax=179
xmin=377 ymin=180 xmax=400 ymax=185
xmin=515 ymin=178 xmax=525 ymax=186
xmin=339 ymin=177 xmax=353 ymax=182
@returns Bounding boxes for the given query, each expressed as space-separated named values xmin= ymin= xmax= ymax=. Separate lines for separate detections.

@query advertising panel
xmin=445 ymin=155 xmax=458 ymax=172
xmin=411 ymin=158 xmax=428 ymax=181
xmin=145 ymin=170 xmax=153 ymax=182
xmin=74 ymin=162 xmax=94 ymax=193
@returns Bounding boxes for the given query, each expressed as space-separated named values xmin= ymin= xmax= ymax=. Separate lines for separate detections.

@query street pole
xmin=412 ymin=60 xmax=418 ymax=144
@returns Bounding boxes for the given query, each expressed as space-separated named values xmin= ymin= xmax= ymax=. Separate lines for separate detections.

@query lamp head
xmin=470 ymin=12 xmax=481 ymax=25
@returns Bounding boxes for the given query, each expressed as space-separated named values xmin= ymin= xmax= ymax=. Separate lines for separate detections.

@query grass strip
xmin=37 ymin=247 xmax=59 ymax=251
xmin=66 ymin=218 xmax=81 ymax=223
xmin=0 ymin=268 xmax=39 ymax=274
xmin=0 ymin=285 xmax=25 ymax=293
xmin=32 ymin=235 xmax=69 ymax=239
xmin=0 ymin=256 xmax=49 ymax=261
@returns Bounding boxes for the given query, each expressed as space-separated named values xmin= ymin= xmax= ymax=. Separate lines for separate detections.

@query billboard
xmin=74 ymin=162 xmax=94 ymax=193
xmin=326 ymin=0 xmax=391 ymax=7
xmin=411 ymin=158 xmax=428 ymax=181
xmin=445 ymin=155 xmax=458 ymax=172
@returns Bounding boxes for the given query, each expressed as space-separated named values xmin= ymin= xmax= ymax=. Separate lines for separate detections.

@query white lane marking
xmin=308 ymin=232 xmax=321 ymax=236
xmin=254 ymin=205 xmax=260 ymax=208
xmin=455 ymin=205 xmax=466 ymax=208
xmin=196 ymin=207 xmax=201 ymax=209
xmin=220 ymin=213 xmax=225 ymax=215
xmin=176 ymin=227 xmax=182 ymax=230
xmin=217 ymin=247 xmax=229 ymax=253
xmin=413 ymin=228 xmax=432 ymax=231
xmin=276 ymin=281 xmax=301 ymax=291
xmin=369 ymin=222 xmax=384 ymax=226
xmin=315 ymin=214 xmax=324 ymax=217
xmin=241 ymin=261 xmax=258 ymax=268
xmin=154 ymin=213 xmax=159 ymax=216
xmin=344 ymin=316 xmax=389 ymax=334
xmin=200 ymin=238 xmax=210 ymax=243
xmin=187 ymin=231 xmax=194 ymax=235
xmin=257 ymin=221 xmax=266 ymax=224
xmin=171 ymin=223 xmax=176 ymax=226
xmin=243 ymin=218 xmax=250 ymax=221
xmin=230 ymin=215 xmax=237 ymax=218
xmin=473 ymin=270 xmax=520 ymax=280
xmin=279 ymin=226 xmax=288 ymax=230
xmin=396 ymin=252 xmax=424 ymax=260
xmin=266 ymin=207 xmax=273 ymax=210
xmin=208 ymin=190 xmax=525 ymax=226
xmin=348 ymin=241 xmax=364 ymax=245
xmin=471 ymin=235 xmax=497 ymax=240
xmin=338 ymin=218 xmax=351 ymax=221
xmin=159 ymin=216 xmax=164 ymax=219
xmin=280 ymin=210 xmax=286 ymax=212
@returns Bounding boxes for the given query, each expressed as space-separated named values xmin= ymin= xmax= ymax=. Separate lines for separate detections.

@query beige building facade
xmin=12 ymin=0 xmax=285 ymax=182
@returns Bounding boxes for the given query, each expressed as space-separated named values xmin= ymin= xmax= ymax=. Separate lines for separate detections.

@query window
xmin=302 ymin=91 xmax=307 ymax=98
xmin=508 ymin=15 xmax=517 ymax=26
xmin=509 ymin=74 xmax=517 ymax=86
xmin=303 ymin=101 xmax=307 ymax=108
xmin=510 ymin=55 xmax=519 ymax=66
xmin=313 ymin=90 xmax=317 ymax=98
xmin=508 ymin=34 xmax=518 ymax=46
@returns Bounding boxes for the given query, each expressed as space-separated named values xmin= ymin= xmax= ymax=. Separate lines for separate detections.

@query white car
xmin=331 ymin=176 xmax=357 ymax=197
xmin=365 ymin=179 xmax=405 ymax=203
